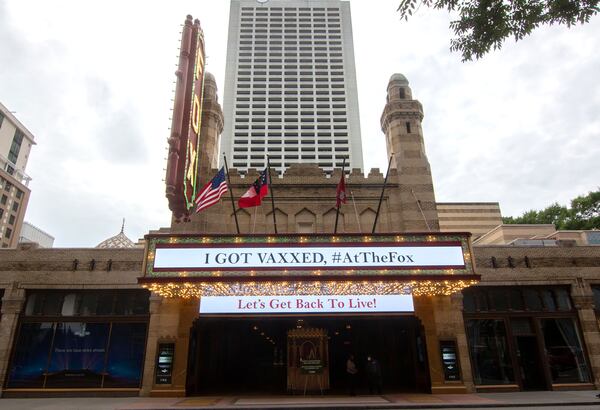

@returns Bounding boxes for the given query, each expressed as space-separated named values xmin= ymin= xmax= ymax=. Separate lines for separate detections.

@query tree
xmin=397 ymin=0 xmax=599 ymax=61
xmin=503 ymin=188 xmax=600 ymax=229
xmin=565 ymin=189 xmax=600 ymax=229
xmin=502 ymin=203 xmax=569 ymax=225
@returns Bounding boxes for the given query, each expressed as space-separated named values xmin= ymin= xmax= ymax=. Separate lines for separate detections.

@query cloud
xmin=1 ymin=0 xmax=599 ymax=246
xmin=93 ymin=108 xmax=148 ymax=163
xmin=84 ymin=77 xmax=148 ymax=163
xmin=0 ymin=1 xmax=170 ymax=246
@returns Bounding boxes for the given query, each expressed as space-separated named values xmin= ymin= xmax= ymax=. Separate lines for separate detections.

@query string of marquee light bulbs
xmin=142 ymin=279 xmax=479 ymax=299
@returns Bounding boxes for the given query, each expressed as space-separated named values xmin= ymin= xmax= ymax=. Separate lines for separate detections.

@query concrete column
xmin=414 ymin=296 xmax=444 ymax=390
xmin=414 ymin=294 xmax=473 ymax=394
xmin=172 ymin=298 xmax=199 ymax=391
xmin=571 ymin=287 xmax=600 ymax=387
xmin=449 ymin=292 xmax=475 ymax=392
xmin=140 ymin=294 xmax=165 ymax=396
xmin=141 ymin=295 xmax=198 ymax=397
xmin=0 ymin=283 xmax=26 ymax=396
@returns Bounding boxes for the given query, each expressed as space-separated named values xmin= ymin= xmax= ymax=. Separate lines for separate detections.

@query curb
xmin=126 ymin=400 xmax=600 ymax=410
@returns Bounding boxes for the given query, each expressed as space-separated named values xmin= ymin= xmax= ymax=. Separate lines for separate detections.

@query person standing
xmin=366 ymin=355 xmax=382 ymax=395
xmin=346 ymin=354 xmax=358 ymax=396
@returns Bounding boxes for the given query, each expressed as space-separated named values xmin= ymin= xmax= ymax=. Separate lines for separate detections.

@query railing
xmin=0 ymin=153 xmax=31 ymax=186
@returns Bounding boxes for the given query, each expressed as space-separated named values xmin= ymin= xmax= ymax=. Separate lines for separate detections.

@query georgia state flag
xmin=238 ymin=168 xmax=269 ymax=208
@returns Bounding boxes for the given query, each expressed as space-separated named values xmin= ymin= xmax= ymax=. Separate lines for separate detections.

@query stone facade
xmin=437 ymin=202 xmax=503 ymax=240
xmin=0 ymin=246 xmax=143 ymax=393
xmin=1 ymin=242 xmax=599 ymax=396
xmin=473 ymin=245 xmax=600 ymax=389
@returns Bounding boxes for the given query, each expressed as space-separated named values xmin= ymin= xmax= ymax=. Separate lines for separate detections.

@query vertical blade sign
xmin=165 ymin=16 xmax=206 ymax=222
xmin=184 ymin=24 xmax=206 ymax=211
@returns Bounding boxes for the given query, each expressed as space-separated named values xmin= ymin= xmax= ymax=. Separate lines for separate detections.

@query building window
xmin=591 ymin=286 xmax=600 ymax=312
xmin=0 ymin=194 xmax=6 ymax=205
xmin=540 ymin=318 xmax=590 ymax=383
xmin=463 ymin=286 xmax=572 ymax=313
xmin=7 ymin=290 xmax=149 ymax=389
xmin=8 ymin=214 xmax=15 ymax=225
xmin=463 ymin=286 xmax=589 ymax=389
xmin=12 ymin=201 xmax=19 ymax=212
xmin=8 ymin=130 xmax=24 ymax=164
xmin=4 ymin=228 xmax=11 ymax=239
xmin=466 ymin=319 xmax=515 ymax=385
xmin=24 ymin=290 xmax=149 ymax=317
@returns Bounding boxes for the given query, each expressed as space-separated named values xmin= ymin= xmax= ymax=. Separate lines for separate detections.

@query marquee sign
xmin=139 ymin=233 xmax=479 ymax=297
xmin=165 ymin=15 xmax=206 ymax=221
xmin=153 ymin=244 xmax=465 ymax=271
xmin=199 ymin=295 xmax=415 ymax=314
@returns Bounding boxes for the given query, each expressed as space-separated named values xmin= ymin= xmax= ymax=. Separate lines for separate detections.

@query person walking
xmin=346 ymin=354 xmax=358 ymax=396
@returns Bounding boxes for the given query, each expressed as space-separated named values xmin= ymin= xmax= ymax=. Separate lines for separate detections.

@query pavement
xmin=0 ymin=390 xmax=600 ymax=409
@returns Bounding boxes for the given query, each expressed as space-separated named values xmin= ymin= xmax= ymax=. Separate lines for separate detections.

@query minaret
xmin=380 ymin=74 xmax=439 ymax=231
xmin=196 ymin=72 xmax=224 ymax=186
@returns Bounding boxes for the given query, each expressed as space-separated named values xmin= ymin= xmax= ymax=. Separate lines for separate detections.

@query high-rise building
xmin=18 ymin=221 xmax=55 ymax=248
xmin=221 ymin=0 xmax=363 ymax=175
xmin=0 ymin=102 xmax=35 ymax=248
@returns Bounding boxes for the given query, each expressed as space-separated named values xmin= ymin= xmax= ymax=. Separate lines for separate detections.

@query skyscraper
xmin=221 ymin=0 xmax=363 ymax=175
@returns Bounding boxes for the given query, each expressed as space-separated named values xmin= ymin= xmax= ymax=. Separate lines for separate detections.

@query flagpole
xmin=223 ymin=154 xmax=240 ymax=234
xmin=411 ymin=188 xmax=432 ymax=232
xmin=351 ymin=190 xmax=361 ymax=233
xmin=266 ymin=155 xmax=278 ymax=234
xmin=334 ymin=157 xmax=346 ymax=234
xmin=372 ymin=153 xmax=394 ymax=234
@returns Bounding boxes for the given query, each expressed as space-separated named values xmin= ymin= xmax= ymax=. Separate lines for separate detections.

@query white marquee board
xmin=199 ymin=295 xmax=415 ymax=314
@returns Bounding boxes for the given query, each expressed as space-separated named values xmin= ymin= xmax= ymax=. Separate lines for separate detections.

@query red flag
xmin=336 ymin=173 xmax=347 ymax=208
xmin=238 ymin=168 xmax=269 ymax=208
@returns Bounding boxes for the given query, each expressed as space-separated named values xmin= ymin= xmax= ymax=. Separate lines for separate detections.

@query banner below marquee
xmin=199 ymin=295 xmax=415 ymax=314
xmin=139 ymin=233 xmax=479 ymax=297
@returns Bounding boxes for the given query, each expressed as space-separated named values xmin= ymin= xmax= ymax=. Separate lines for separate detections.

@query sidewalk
xmin=0 ymin=390 xmax=599 ymax=409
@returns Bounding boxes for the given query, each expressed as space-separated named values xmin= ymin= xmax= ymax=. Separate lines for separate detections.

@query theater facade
xmin=1 ymin=16 xmax=599 ymax=398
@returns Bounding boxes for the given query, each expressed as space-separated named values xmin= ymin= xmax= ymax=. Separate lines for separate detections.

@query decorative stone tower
xmin=170 ymin=72 xmax=224 ymax=229
xmin=195 ymin=72 xmax=224 ymax=187
xmin=380 ymin=74 xmax=439 ymax=232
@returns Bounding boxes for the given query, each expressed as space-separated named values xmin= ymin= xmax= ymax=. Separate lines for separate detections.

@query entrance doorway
xmin=186 ymin=315 xmax=430 ymax=395
xmin=515 ymin=336 xmax=546 ymax=390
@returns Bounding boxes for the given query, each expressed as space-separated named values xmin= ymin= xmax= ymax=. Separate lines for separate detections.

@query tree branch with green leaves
xmin=503 ymin=188 xmax=600 ymax=230
xmin=397 ymin=0 xmax=599 ymax=60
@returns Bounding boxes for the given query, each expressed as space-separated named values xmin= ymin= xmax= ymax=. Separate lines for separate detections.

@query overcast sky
xmin=1 ymin=0 xmax=598 ymax=247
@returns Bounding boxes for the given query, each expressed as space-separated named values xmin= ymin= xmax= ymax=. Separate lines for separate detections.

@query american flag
xmin=194 ymin=167 xmax=228 ymax=213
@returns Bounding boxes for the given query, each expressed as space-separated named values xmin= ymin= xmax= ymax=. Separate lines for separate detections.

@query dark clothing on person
xmin=366 ymin=358 xmax=382 ymax=395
